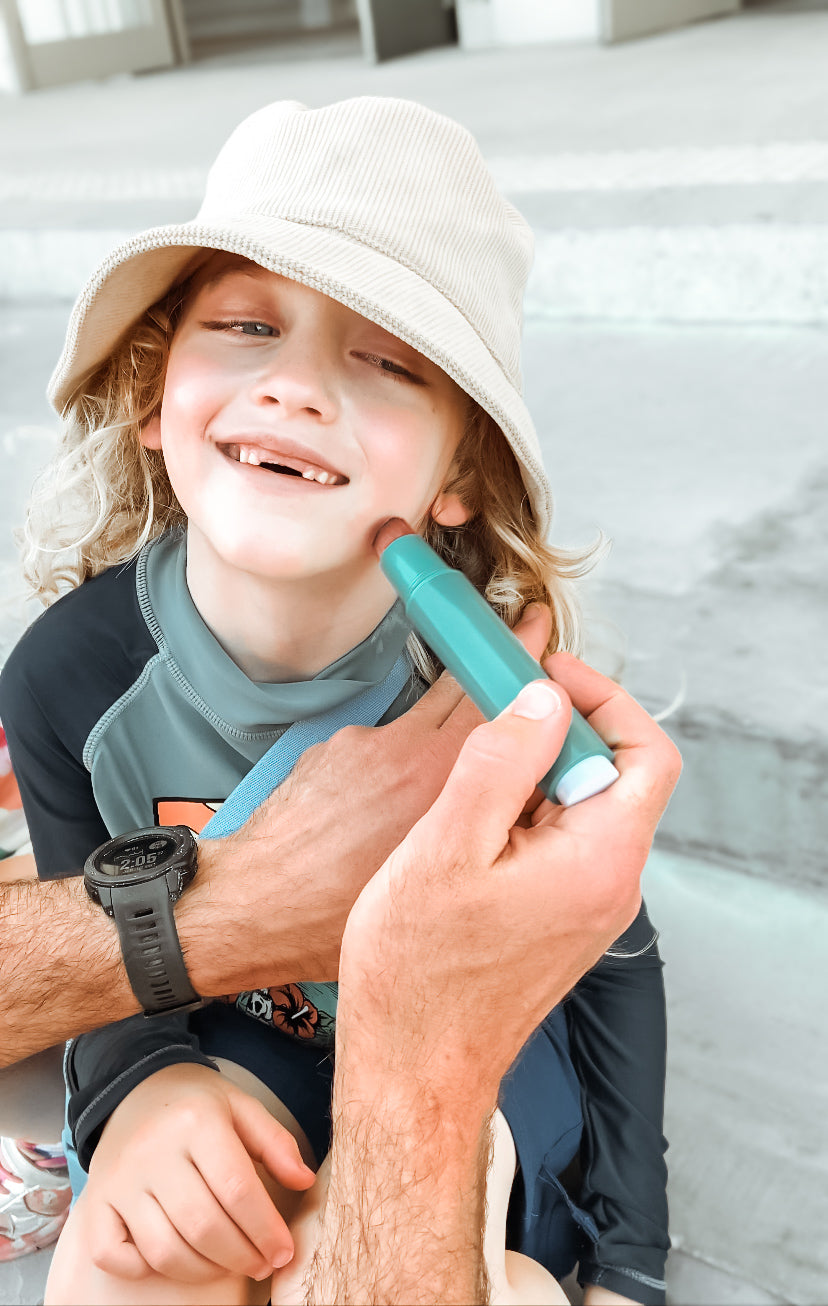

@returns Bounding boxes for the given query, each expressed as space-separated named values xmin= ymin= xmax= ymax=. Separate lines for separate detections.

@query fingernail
xmin=511 ymin=680 xmax=561 ymax=719
xmin=273 ymin=1248 xmax=294 ymax=1270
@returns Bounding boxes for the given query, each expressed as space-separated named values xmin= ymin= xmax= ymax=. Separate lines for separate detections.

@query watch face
xmin=98 ymin=832 xmax=179 ymax=877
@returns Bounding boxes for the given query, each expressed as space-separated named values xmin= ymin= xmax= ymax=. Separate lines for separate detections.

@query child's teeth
xmin=233 ymin=446 xmax=342 ymax=483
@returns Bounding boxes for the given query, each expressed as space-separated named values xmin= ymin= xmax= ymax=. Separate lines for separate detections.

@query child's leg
xmin=45 ymin=1058 xmax=314 ymax=1306
xmin=486 ymin=1109 xmax=569 ymax=1305
xmin=270 ymin=1108 xmax=567 ymax=1306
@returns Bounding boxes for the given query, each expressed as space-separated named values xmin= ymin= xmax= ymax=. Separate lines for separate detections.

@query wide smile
xmin=214 ymin=439 xmax=349 ymax=487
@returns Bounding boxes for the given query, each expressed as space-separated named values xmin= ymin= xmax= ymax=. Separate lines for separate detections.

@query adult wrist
xmin=174 ymin=837 xmax=233 ymax=996
xmin=335 ymin=1016 xmax=500 ymax=1138
xmin=175 ymin=836 xmax=305 ymax=997
xmin=335 ymin=980 xmax=504 ymax=1122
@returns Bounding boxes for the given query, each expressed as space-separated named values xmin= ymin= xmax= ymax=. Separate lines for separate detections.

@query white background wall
xmin=456 ymin=0 xmax=601 ymax=48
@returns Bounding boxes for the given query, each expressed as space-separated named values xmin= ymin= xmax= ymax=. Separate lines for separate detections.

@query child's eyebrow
xmin=199 ymin=267 xmax=267 ymax=292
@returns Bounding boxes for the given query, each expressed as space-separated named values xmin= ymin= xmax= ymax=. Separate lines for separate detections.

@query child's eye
xmin=202 ymin=319 xmax=278 ymax=337
xmin=233 ymin=320 xmax=278 ymax=337
xmin=360 ymin=353 xmax=422 ymax=384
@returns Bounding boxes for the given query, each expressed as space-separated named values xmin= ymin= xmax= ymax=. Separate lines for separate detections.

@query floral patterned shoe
xmin=0 ymin=1137 xmax=71 ymax=1261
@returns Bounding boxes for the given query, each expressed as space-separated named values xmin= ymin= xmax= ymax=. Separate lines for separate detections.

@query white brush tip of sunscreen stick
xmin=555 ymin=756 xmax=620 ymax=807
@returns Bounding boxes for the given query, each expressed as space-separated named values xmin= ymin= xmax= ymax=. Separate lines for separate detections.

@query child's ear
xmin=140 ymin=415 xmax=163 ymax=450
xmin=431 ymin=491 xmax=472 ymax=528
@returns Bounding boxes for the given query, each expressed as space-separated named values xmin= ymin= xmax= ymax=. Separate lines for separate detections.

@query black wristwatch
xmin=84 ymin=826 xmax=203 ymax=1018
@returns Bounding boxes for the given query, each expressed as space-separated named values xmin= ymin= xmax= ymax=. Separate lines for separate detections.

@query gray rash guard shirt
xmin=0 ymin=531 xmax=669 ymax=1304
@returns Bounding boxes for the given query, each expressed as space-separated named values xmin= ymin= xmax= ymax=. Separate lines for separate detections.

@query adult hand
xmin=301 ymin=657 xmax=679 ymax=1306
xmin=0 ymin=607 xmax=551 ymax=1064
xmin=179 ymin=605 xmax=553 ymax=998
xmin=336 ymin=653 xmax=681 ymax=1104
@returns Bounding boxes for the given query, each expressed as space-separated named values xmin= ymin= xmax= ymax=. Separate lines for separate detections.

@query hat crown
xmin=198 ymin=98 xmax=532 ymax=388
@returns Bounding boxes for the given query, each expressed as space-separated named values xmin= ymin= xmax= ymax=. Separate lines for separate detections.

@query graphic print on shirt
xmin=220 ymin=982 xmax=337 ymax=1047
xmin=155 ymin=794 xmax=338 ymax=1047
xmin=154 ymin=798 xmax=223 ymax=831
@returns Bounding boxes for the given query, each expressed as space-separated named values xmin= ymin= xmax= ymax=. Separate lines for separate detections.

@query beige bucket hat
xmin=48 ymin=97 xmax=552 ymax=531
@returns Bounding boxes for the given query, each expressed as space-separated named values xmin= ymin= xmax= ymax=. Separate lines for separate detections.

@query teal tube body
xmin=380 ymin=533 xmax=616 ymax=804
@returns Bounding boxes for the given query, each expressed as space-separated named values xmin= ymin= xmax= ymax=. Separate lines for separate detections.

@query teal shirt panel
xmin=83 ymin=532 xmax=413 ymax=838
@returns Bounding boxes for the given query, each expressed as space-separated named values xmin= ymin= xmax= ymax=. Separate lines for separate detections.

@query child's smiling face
xmin=141 ymin=254 xmax=470 ymax=593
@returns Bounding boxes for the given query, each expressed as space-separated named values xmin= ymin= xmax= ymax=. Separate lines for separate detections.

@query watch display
xmin=98 ymin=832 xmax=179 ymax=875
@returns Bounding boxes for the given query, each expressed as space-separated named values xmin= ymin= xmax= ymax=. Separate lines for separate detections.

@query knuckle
xmin=174 ymin=1102 xmax=204 ymax=1135
xmin=464 ymin=725 xmax=521 ymax=772
xmin=185 ymin=1206 xmax=219 ymax=1247
xmin=90 ymin=1239 xmax=119 ymax=1272
xmin=150 ymin=1235 xmax=186 ymax=1278
xmin=321 ymin=723 xmax=363 ymax=754
xmin=663 ymin=738 xmax=683 ymax=786
xmin=219 ymin=1167 xmax=256 ymax=1207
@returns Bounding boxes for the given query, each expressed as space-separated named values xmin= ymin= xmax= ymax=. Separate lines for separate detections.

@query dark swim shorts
xmin=193 ymin=999 xmax=597 ymax=1280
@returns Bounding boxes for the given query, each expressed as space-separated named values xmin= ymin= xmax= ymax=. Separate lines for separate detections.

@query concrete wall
xmin=457 ymin=0 xmax=744 ymax=48
xmin=602 ymin=0 xmax=741 ymax=43
xmin=180 ymin=0 xmax=356 ymax=42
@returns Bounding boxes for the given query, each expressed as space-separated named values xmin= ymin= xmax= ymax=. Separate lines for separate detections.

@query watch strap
xmin=111 ymin=874 xmax=202 ymax=1017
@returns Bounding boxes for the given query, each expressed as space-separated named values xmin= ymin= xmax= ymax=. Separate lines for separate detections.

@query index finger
xmin=398 ymin=667 xmax=472 ymax=730
xmin=543 ymin=652 xmax=682 ymax=814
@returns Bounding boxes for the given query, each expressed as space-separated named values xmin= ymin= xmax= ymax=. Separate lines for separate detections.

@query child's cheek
xmin=164 ymin=361 xmax=218 ymax=417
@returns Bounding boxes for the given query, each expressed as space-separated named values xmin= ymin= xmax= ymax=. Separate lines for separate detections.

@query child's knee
xmin=498 ymin=1250 xmax=569 ymax=1305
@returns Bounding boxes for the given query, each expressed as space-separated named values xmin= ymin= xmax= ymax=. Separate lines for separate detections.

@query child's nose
xmin=252 ymin=331 xmax=336 ymax=420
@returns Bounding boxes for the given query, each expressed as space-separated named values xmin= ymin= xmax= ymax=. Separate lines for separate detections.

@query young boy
xmin=0 ymin=98 xmax=668 ymax=1304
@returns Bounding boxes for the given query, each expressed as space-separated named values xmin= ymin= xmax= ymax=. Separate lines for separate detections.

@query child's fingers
xmin=192 ymin=1099 xmax=302 ymax=1270
xmin=151 ymin=1158 xmax=278 ymax=1281
xmin=119 ymin=1190 xmax=249 ymax=1286
xmin=88 ymin=1200 xmax=154 ymax=1280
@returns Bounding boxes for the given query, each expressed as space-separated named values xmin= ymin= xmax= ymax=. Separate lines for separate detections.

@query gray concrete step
xmin=642 ymin=849 xmax=828 ymax=1306
xmin=3 ymin=10 xmax=828 ymax=322
xmin=526 ymin=320 xmax=828 ymax=892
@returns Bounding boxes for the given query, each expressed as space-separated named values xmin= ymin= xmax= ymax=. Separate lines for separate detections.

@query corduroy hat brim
xmin=48 ymin=99 xmax=552 ymax=533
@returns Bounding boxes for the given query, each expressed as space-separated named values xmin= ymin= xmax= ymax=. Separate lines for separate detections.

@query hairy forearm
xmin=177 ymin=836 xmax=332 ymax=995
xmin=304 ymin=1074 xmax=494 ymax=1306
xmin=0 ymin=876 xmax=135 ymax=1065
xmin=0 ymin=834 xmax=329 ymax=1064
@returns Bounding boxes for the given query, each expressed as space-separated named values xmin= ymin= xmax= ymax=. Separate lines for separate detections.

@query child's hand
xmin=78 ymin=1062 xmax=315 ymax=1285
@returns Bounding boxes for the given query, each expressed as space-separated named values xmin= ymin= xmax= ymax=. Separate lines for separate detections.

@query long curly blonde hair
xmin=22 ymin=280 xmax=595 ymax=680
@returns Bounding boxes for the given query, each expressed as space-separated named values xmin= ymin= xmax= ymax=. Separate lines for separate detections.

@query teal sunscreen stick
xmin=375 ymin=519 xmax=619 ymax=805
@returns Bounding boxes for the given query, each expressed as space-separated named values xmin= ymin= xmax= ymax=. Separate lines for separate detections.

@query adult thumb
xmin=423 ymin=679 xmax=572 ymax=865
